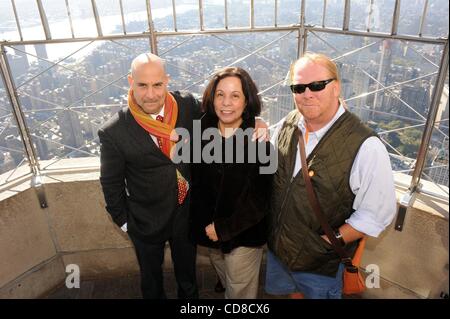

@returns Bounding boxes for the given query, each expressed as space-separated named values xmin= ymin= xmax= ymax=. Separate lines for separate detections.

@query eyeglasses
xmin=290 ymin=79 xmax=335 ymax=94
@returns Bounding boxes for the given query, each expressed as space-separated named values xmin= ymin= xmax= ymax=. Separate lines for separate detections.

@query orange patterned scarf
xmin=128 ymin=88 xmax=178 ymax=159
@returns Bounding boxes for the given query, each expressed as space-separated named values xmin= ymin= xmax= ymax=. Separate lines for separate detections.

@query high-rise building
xmin=58 ymin=110 xmax=84 ymax=151
xmin=426 ymin=161 xmax=449 ymax=187
xmin=344 ymin=68 xmax=371 ymax=122
xmin=34 ymin=44 xmax=48 ymax=61
xmin=33 ymin=135 xmax=49 ymax=161
xmin=270 ymin=85 xmax=294 ymax=126
xmin=4 ymin=134 xmax=23 ymax=165
xmin=269 ymin=71 xmax=294 ymax=125
xmin=426 ymin=138 xmax=449 ymax=187
xmin=398 ymin=83 xmax=431 ymax=121
xmin=9 ymin=45 xmax=29 ymax=79
xmin=371 ymin=40 xmax=393 ymax=120
xmin=0 ymin=152 xmax=16 ymax=175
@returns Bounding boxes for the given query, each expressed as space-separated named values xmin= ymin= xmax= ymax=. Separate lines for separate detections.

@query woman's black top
xmin=189 ymin=114 xmax=273 ymax=253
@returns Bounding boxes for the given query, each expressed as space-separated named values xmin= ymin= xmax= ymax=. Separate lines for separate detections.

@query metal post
xmin=343 ymin=0 xmax=351 ymax=31
xmin=298 ymin=0 xmax=306 ymax=58
xmin=91 ymin=0 xmax=103 ymax=37
xmin=146 ymin=0 xmax=158 ymax=55
xmin=418 ymin=0 xmax=429 ymax=37
xmin=199 ymin=0 xmax=204 ymax=31
xmin=367 ymin=0 xmax=374 ymax=32
xmin=0 ymin=47 xmax=39 ymax=174
xmin=36 ymin=0 xmax=51 ymax=40
xmin=297 ymin=28 xmax=303 ymax=59
xmin=65 ymin=0 xmax=75 ymax=38
xmin=0 ymin=45 xmax=47 ymax=208
xmin=274 ymin=0 xmax=278 ymax=27
xmin=395 ymin=39 xmax=449 ymax=231
xmin=410 ymin=40 xmax=449 ymax=191
xmin=119 ymin=0 xmax=127 ymax=34
xmin=172 ymin=0 xmax=178 ymax=32
xmin=300 ymin=0 xmax=305 ymax=26
xmin=302 ymin=29 xmax=308 ymax=55
xmin=11 ymin=0 xmax=23 ymax=41
xmin=250 ymin=0 xmax=255 ymax=29
xmin=224 ymin=0 xmax=228 ymax=29
xmin=372 ymin=40 xmax=387 ymax=120
xmin=297 ymin=0 xmax=308 ymax=59
xmin=322 ymin=0 xmax=327 ymax=28
xmin=391 ymin=0 xmax=401 ymax=36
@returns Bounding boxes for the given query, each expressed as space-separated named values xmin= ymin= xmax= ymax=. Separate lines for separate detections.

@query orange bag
xmin=343 ymin=237 xmax=367 ymax=295
xmin=297 ymin=130 xmax=367 ymax=296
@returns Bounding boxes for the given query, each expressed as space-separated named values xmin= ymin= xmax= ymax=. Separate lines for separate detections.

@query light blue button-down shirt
xmin=271 ymin=105 xmax=397 ymax=237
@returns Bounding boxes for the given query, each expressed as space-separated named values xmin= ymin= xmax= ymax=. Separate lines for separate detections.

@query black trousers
xmin=129 ymin=229 xmax=198 ymax=299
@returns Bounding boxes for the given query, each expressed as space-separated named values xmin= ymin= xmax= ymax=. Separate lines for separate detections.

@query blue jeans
xmin=265 ymin=250 xmax=344 ymax=299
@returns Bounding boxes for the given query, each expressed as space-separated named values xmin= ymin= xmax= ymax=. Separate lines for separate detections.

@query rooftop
xmin=0 ymin=0 xmax=448 ymax=303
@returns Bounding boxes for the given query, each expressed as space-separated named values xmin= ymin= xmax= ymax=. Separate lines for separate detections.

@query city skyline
xmin=0 ymin=0 xmax=448 ymax=188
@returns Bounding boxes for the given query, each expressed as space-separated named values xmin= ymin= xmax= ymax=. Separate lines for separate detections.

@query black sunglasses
xmin=290 ymin=78 xmax=335 ymax=94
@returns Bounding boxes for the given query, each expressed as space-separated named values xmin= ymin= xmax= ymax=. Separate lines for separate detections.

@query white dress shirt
xmin=270 ymin=105 xmax=397 ymax=237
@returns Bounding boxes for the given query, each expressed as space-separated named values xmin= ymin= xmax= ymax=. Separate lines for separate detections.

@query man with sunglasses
xmin=265 ymin=52 xmax=396 ymax=299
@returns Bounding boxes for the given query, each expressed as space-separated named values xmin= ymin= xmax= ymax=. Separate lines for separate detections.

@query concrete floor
xmin=45 ymin=263 xmax=279 ymax=299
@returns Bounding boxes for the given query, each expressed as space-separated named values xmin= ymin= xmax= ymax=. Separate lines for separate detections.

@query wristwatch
xmin=334 ymin=229 xmax=346 ymax=246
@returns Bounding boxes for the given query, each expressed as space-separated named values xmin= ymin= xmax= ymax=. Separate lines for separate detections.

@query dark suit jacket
xmin=98 ymin=91 xmax=201 ymax=242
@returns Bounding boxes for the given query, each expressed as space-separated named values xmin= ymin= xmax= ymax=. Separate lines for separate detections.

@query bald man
xmin=98 ymin=53 xmax=201 ymax=299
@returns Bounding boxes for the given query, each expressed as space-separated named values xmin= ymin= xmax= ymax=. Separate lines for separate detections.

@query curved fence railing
xmin=0 ymin=0 xmax=448 ymax=204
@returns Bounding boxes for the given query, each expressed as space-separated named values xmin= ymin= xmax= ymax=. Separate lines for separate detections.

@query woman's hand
xmin=205 ymin=223 xmax=219 ymax=242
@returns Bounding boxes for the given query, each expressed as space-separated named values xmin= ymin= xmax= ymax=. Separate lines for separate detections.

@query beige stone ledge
xmin=0 ymin=256 xmax=65 ymax=299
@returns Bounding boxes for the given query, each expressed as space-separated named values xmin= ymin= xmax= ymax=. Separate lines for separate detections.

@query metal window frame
xmin=367 ymin=0 xmax=374 ymax=32
xmin=274 ymin=0 xmax=278 ymax=27
xmin=250 ymin=0 xmax=255 ymax=29
xmin=11 ymin=0 xmax=23 ymax=41
xmin=91 ymin=0 xmax=103 ymax=37
xmin=146 ymin=0 xmax=158 ymax=54
xmin=199 ymin=0 xmax=204 ymax=31
xmin=391 ymin=0 xmax=401 ymax=36
xmin=0 ymin=45 xmax=48 ymax=208
xmin=172 ymin=0 xmax=178 ymax=32
xmin=322 ymin=0 xmax=327 ymax=28
xmin=343 ymin=0 xmax=351 ymax=31
xmin=224 ymin=0 xmax=228 ymax=29
xmin=0 ymin=0 xmax=448 ymax=208
xmin=119 ymin=0 xmax=127 ymax=34
xmin=418 ymin=0 xmax=429 ymax=37
xmin=65 ymin=0 xmax=75 ymax=38
xmin=410 ymin=40 xmax=449 ymax=192
xmin=3 ymin=0 xmax=444 ymax=42
xmin=36 ymin=0 xmax=52 ymax=40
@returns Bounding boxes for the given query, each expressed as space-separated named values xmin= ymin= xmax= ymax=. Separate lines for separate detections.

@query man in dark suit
xmin=98 ymin=53 xmax=200 ymax=299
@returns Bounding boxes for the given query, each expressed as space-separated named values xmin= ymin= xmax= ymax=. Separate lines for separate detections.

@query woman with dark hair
xmin=190 ymin=67 xmax=273 ymax=299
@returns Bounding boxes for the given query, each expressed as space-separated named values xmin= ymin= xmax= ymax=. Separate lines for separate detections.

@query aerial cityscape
xmin=0 ymin=0 xmax=448 ymax=187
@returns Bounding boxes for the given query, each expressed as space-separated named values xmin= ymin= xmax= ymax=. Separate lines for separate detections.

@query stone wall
xmin=0 ymin=179 xmax=448 ymax=298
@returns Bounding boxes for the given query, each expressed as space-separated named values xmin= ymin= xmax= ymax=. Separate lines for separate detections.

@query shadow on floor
xmin=45 ymin=263 xmax=284 ymax=299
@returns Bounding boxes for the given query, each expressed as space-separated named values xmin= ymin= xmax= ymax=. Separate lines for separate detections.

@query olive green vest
xmin=268 ymin=109 xmax=376 ymax=277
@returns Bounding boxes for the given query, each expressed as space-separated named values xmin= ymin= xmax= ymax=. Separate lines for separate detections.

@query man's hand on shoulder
xmin=253 ymin=117 xmax=270 ymax=142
